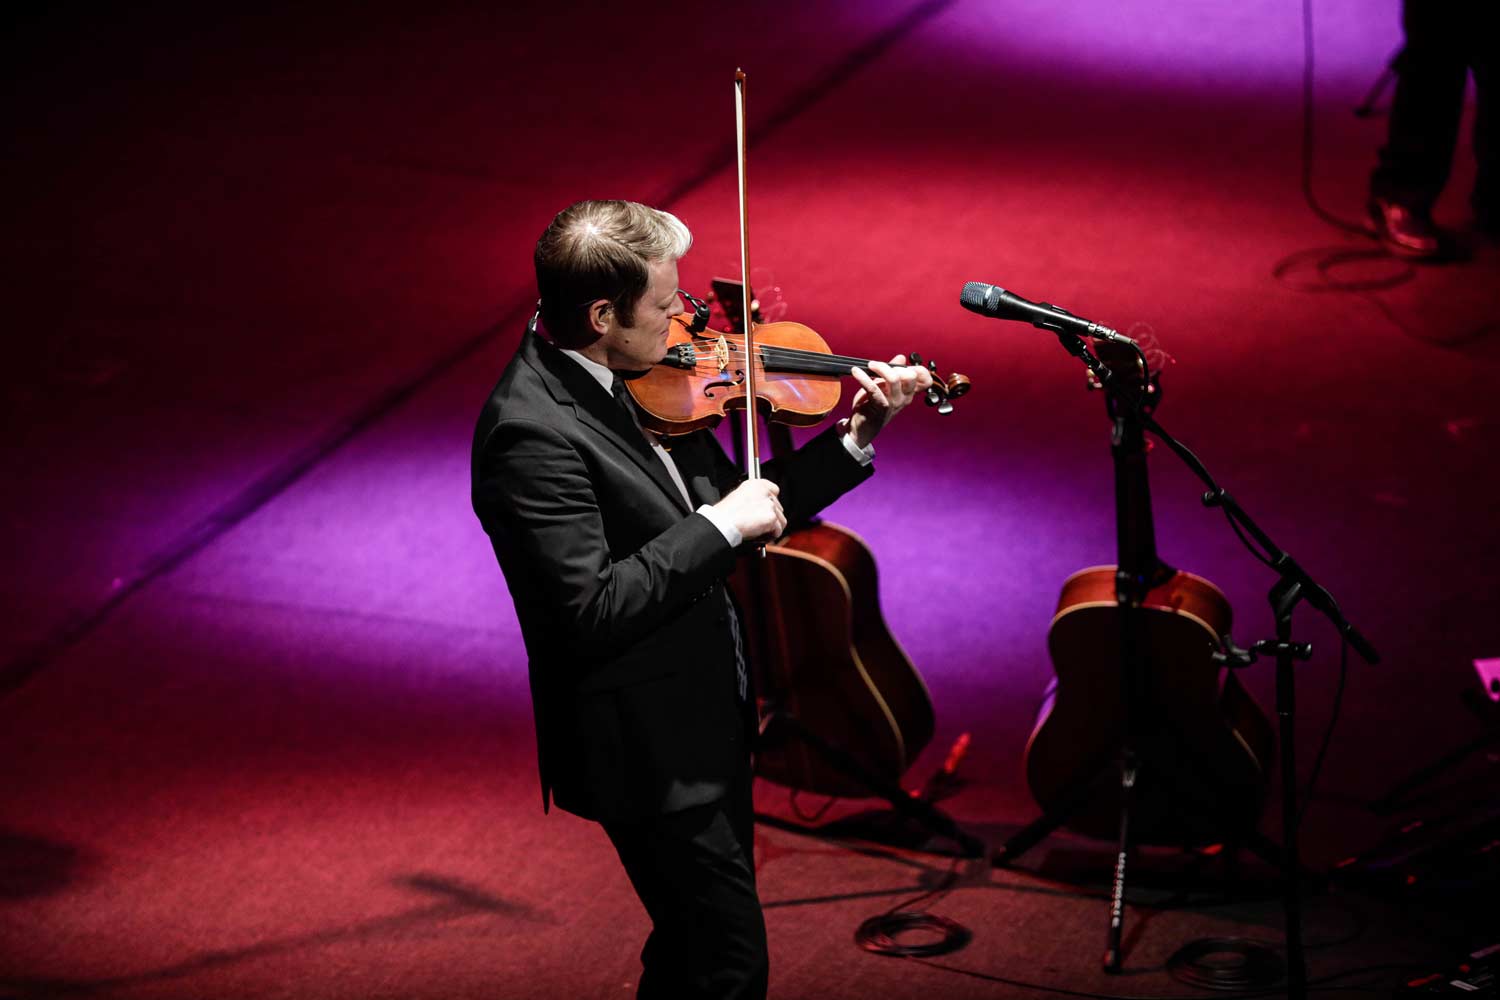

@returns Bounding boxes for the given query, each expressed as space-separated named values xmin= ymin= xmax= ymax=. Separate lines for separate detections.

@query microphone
xmin=960 ymin=281 xmax=1129 ymax=342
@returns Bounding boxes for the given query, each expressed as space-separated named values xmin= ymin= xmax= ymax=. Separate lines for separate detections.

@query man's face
xmin=597 ymin=258 xmax=681 ymax=372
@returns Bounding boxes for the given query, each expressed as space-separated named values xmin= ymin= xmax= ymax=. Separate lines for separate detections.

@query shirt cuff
xmin=696 ymin=504 xmax=743 ymax=549
xmin=838 ymin=425 xmax=875 ymax=465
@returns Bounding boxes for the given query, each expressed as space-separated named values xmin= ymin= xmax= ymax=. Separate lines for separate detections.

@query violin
xmin=627 ymin=70 xmax=968 ymax=438
xmin=625 ymin=311 xmax=972 ymax=436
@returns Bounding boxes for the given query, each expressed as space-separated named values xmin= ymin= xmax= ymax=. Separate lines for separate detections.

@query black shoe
xmin=1368 ymin=197 xmax=1442 ymax=259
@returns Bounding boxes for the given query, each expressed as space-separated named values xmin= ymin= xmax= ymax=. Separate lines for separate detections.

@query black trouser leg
xmin=1371 ymin=1 xmax=1471 ymax=210
xmin=604 ymin=774 xmax=768 ymax=1000
xmin=1470 ymin=17 xmax=1497 ymax=222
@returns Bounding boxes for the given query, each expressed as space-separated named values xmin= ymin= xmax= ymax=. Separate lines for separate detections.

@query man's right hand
xmin=714 ymin=479 xmax=786 ymax=544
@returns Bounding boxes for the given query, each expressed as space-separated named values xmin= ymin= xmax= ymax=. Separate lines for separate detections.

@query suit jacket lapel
xmin=577 ymin=401 xmax=694 ymax=516
xmin=521 ymin=332 xmax=693 ymax=515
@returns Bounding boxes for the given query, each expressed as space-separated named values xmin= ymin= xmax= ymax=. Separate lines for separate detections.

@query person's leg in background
xmin=1369 ymin=1 xmax=1469 ymax=257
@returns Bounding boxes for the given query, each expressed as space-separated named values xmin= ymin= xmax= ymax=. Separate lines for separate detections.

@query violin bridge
xmin=713 ymin=335 xmax=731 ymax=373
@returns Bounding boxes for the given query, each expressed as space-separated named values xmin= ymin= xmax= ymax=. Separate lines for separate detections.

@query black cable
xmin=1297 ymin=636 xmax=1350 ymax=829
xmin=1143 ymin=426 xmax=1275 ymax=575
xmin=855 ymin=854 xmax=972 ymax=958
xmin=1222 ymin=504 xmax=1278 ymax=570
xmin=855 ymin=910 xmax=972 ymax=957
xmin=1300 ymin=0 xmax=1374 ymax=236
xmin=1166 ymin=938 xmax=1286 ymax=992
xmin=1269 ymin=245 xmax=1413 ymax=295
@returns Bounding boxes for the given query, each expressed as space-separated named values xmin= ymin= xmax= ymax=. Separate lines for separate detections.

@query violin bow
xmin=735 ymin=69 xmax=774 ymax=560
xmin=734 ymin=69 xmax=761 ymax=483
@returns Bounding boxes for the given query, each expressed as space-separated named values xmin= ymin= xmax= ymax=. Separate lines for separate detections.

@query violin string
xmin=681 ymin=358 xmax=843 ymax=377
xmin=689 ymin=337 xmax=876 ymax=370
xmin=672 ymin=319 xmax=924 ymax=372
xmin=699 ymin=347 xmax=884 ymax=376
xmin=683 ymin=357 xmax=878 ymax=378
xmin=675 ymin=340 xmax=938 ymax=379
xmin=748 ymin=345 xmax=875 ymax=369
xmin=687 ymin=358 xmax=852 ymax=377
xmin=685 ymin=362 xmax=839 ymax=379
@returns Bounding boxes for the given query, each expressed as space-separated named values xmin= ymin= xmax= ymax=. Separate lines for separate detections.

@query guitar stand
xmin=756 ymin=707 xmax=987 ymax=858
xmin=991 ymin=587 xmax=1313 ymax=975
xmin=992 ymin=748 xmax=1309 ymax=880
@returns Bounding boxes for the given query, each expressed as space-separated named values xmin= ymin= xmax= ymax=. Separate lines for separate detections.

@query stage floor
xmin=3 ymin=1 xmax=1497 ymax=996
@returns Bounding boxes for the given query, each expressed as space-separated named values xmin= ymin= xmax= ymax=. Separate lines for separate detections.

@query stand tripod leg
xmin=762 ymin=712 xmax=985 ymax=857
xmin=994 ymin=763 xmax=1112 ymax=866
xmin=1272 ymin=579 xmax=1308 ymax=1000
xmin=1103 ymin=755 xmax=1137 ymax=973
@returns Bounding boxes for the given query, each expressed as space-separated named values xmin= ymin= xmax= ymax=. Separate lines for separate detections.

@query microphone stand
xmin=1043 ymin=326 xmax=1379 ymax=1000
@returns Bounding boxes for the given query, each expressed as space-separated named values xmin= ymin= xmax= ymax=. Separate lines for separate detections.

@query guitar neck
xmin=1112 ymin=410 xmax=1161 ymax=585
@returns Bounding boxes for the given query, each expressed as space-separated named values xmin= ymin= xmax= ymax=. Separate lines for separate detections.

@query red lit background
xmin=1 ymin=2 xmax=1496 ymax=997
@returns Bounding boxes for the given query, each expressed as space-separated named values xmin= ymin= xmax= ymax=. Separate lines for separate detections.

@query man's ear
xmin=586 ymin=299 xmax=612 ymax=335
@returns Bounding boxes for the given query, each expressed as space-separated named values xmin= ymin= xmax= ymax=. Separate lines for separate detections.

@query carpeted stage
xmin=2 ymin=2 xmax=1498 ymax=998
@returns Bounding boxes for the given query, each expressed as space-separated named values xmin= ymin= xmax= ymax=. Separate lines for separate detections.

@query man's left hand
xmin=841 ymin=355 xmax=935 ymax=451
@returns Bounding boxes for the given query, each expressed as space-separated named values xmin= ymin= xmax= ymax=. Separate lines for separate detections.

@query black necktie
xmin=610 ymin=376 xmax=644 ymax=432
xmin=613 ymin=376 xmax=671 ymax=463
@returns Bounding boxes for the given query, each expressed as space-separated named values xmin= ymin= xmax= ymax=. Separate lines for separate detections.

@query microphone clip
xmin=1037 ymin=301 xmax=1128 ymax=345
xmin=678 ymin=288 xmax=712 ymax=334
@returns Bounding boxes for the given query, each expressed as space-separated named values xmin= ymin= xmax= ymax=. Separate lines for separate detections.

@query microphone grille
xmin=960 ymin=281 xmax=996 ymax=313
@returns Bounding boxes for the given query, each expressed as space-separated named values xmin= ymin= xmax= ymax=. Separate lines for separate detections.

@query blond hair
xmin=534 ymin=200 xmax=692 ymax=344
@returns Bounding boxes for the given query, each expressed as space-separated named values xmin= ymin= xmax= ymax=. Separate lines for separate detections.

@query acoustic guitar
xmin=1023 ymin=339 xmax=1274 ymax=844
xmin=708 ymin=279 xmax=935 ymax=798
xmin=733 ymin=502 xmax=936 ymax=797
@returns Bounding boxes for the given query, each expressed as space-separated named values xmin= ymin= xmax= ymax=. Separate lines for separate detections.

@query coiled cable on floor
xmin=856 ymin=853 xmax=973 ymax=957
xmin=855 ymin=911 xmax=972 ymax=957
xmin=1166 ymin=937 xmax=1286 ymax=991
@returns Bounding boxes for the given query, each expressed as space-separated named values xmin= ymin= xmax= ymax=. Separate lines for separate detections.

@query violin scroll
xmin=909 ymin=352 xmax=972 ymax=415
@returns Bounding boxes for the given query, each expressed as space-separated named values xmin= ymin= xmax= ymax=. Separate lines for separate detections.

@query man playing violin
xmin=470 ymin=199 xmax=931 ymax=999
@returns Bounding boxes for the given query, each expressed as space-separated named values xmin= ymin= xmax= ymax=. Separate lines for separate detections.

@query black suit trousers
xmin=1370 ymin=0 xmax=1496 ymax=216
xmin=603 ymin=767 xmax=768 ymax=1000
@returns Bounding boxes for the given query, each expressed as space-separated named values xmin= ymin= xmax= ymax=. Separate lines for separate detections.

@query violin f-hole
xmin=703 ymin=371 xmax=746 ymax=399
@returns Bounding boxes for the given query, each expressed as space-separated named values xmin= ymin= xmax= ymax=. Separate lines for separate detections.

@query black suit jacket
xmin=471 ymin=326 xmax=873 ymax=821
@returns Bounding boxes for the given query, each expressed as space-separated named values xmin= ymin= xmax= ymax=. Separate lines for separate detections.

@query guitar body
xmin=707 ymin=288 xmax=938 ymax=800
xmin=732 ymin=521 xmax=936 ymax=797
xmin=1025 ymin=565 xmax=1275 ymax=843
